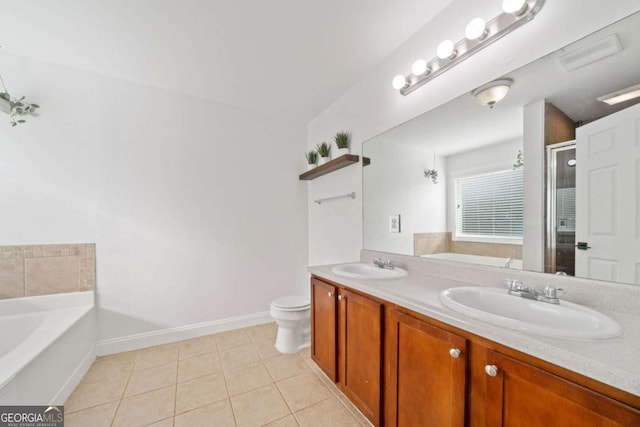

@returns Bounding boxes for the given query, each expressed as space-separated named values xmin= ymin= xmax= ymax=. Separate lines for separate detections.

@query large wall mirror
xmin=363 ymin=11 xmax=640 ymax=286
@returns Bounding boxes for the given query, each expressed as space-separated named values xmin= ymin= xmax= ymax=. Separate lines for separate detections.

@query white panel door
xmin=575 ymin=102 xmax=640 ymax=285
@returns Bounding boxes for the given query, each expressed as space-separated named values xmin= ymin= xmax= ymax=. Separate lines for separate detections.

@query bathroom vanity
xmin=309 ymin=257 xmax=640 ymax=427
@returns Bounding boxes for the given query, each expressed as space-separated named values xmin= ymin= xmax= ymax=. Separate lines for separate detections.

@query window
xmin=454 ymin=168 xmax=524 ymax=240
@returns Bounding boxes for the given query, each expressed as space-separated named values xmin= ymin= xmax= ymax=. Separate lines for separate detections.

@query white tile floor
xmin=64 ymin=323 xmax=373 ymax=427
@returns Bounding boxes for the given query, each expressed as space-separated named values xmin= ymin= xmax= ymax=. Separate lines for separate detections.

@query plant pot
xmin=0 ymin=98 xmax=11 ymax=115
xmin=318 ymin=156 xmax=331 ymax=166
xmin=307 ymin=163 xmax=317 ymax=170
xmin=337 ymin=147 xmax=349 ymax=156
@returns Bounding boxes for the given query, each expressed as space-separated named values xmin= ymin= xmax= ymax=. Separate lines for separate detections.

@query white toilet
xmin=270 ymin=295 xmax=311 ymax=354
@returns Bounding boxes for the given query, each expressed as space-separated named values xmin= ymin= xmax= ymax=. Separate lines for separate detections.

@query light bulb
xmin=392 ymin=74 xmax=408 ymax=90
xmin=437 ymin=40 xmax=456 ymax=59
xmin=502 ymin=0 xmax=528 ymax=15
xmin=465 ymin=17 xmax=487 ymax=40
xmin=411 ymin=59 xmax=428 ymax=75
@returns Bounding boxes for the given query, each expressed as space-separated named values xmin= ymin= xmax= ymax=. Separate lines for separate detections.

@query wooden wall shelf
xmin=299 ymin=154 xmax=360 ymax=180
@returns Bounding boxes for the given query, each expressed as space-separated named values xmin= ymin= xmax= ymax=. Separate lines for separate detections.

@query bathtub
xmin=0 ymin=291 xmax=95 ymax=405
xmin=422 ymin=253 xmax=523 ymax=269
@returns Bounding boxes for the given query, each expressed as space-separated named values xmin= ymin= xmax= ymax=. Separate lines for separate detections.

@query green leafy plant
xmin=424 ymin=168 xmax=438 ymax=184
xmin=316 ymin=142 xmax=331 ymax=158
xmin=0 ymin=75 xmax=40 ymax=127
xmin=305 ymin=150 xmax=318 ymax=165
xmin=513 ymin=150 xmax=524 ymax=169
xmin=334 ymin=131 xmax=350 ymax=149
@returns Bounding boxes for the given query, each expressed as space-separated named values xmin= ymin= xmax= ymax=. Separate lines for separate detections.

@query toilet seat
xmin=271 ymin=295 xmax=310 ymax=311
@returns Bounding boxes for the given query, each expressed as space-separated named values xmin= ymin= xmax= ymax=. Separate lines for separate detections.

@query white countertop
xmin=308 ymin=263 xmax=640 ymax=398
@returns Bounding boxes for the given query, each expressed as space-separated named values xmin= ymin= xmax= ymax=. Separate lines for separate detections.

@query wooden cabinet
xmin=387 ymin=309 xmax=467 ymax=426
xmin=310 ymin=275 xmax=640 ymax=426
xmin=310 ymin=277 xmax=384 ymax=425
xmin=340 ymin=288 xmax=383 ymax=424
xmin=311 ymin=277 xmax=337 ymax=381
xmin=484 ymin=350 xmax=640 ymax=427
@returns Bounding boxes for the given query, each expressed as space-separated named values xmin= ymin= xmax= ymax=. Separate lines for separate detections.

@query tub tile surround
xmin=64 ymin=322 xmax=372 ymax=427
xmin=0 ymin=244 xmax=96 ymax=299
xmin=309 ymin=250 xmax=640 ymax=398
xmin=413 ymin=232 xmax=522 ymax=259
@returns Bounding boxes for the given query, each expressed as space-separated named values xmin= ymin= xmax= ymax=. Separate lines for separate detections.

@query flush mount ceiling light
xmin=392 ymin=0 xmax=545 ymax=96
xmin=597 ymin=83 xmax=640 ymax=105
xmin=471 ymin=78 xmax=513 ymax=108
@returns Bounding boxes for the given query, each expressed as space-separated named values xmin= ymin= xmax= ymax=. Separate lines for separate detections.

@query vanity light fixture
xmin=437 ymin=40 xmax=456 ymax=60
xmin=472 ymin=78 xmax=513 ymax=108
xmin=393 ymin=0 xmax=545 ymax=95
xmin=597 ymin=83 xmax=640 ymax=105
xmin=465 ymin=18 xmax=488 ymax=41
xmin=392 ymin=74 xmax=408 ymax=90
xmin=502 ymin=0 xmax=529 ymax=15
xmin=411 ymin=59 xmax=430 ymax=76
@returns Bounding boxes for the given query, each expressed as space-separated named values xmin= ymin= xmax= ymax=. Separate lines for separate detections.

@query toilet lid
xmin=272 ymin=295 xmax=310 ymax=310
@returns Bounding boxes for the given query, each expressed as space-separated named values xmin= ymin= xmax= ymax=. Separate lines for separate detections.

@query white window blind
xmin=455 ymin=168 xmax=524 ymax=239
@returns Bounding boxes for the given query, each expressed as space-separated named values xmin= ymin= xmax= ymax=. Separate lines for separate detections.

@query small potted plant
xmin=334 ymin=131 xmax=350 ymax=156
xmin=316 ymin=142 xmax=331 ymax=165
xmin=305 ymin=150 xmax=318 ymax=170
xmin=0 ymin=75 xmax=40 ymax=127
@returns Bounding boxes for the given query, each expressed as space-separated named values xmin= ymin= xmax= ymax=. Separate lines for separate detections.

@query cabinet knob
xmin=485 ymin=365 xmax=499 ymax=377
xmin=328 ymin=292 xmax=334 ymax=297
xmin=449 ymin=348 xmax=461 ymax=359
xmin=338 ymin=295 xmax=345 ymax=301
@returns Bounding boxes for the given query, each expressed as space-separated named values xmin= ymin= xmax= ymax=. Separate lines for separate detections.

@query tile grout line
xmin=70 ymin=324 xmax=367 ymax=427
xmin=110 ymin=350 xmax=139 ymax=427
xmin=217 ymin=334 xmax=240 ymax=427
xmin=303 ymin=356 xmax=371 ymax=426
xmin=172 ymin=343 xmax=181 ymax=427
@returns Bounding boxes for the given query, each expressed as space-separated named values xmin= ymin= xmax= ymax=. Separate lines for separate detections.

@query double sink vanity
xmin=308 ymin=253 xmax=640 ymax=426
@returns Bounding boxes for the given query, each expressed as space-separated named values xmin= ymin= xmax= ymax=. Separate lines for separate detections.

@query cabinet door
xmin=387 ymin=309 xmax=467 ymax=427
xmin=339 ymin=288 xmax=383 ymax=426
xmin=485 ymin=350 xmax=640 ymax=426
xmin=311 ymin=278 xmax=338 ymax=381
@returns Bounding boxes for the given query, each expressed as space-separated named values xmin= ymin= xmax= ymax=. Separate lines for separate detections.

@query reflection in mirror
xmin=363 ymin=11 xmax=640 ymax=285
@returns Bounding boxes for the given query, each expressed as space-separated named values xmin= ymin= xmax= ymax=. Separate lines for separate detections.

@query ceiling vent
xmin=558 ymin=34 xmax=622 ymax=71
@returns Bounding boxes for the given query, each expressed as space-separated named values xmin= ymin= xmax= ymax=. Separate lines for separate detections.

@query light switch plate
xmin=389 ymin=215 xmax=401 ymax=233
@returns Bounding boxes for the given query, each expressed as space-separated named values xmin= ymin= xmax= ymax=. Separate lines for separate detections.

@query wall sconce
xmin=472 ymin=78 xmax=513 ymax=108
xmin=392 ymin=0 xmax=545 ymax=95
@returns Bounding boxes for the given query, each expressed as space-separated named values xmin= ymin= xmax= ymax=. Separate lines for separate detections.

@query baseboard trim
xmin=96 ymin=311 xmax=272 ymax=355
xmin=53 ymin=345 xmax=95 ymax=404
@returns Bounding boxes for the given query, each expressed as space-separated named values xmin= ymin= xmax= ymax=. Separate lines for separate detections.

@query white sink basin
xmin=439 ymin=287 xmax=622 ymax=340
xmin=332 ymin=263 xmax=408 ymax=280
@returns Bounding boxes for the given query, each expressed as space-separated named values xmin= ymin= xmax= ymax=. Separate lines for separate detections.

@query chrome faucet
xmin=373 ymin=258 xmax=395 ymax=270
xmin=505 ymin=279 xmax=562 ymax=304
xmin=504 ymin=257 xmax=513 ymax=268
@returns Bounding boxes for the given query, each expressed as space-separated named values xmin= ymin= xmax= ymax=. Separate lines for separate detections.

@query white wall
xmin=446 ymin=139 xmax=522 ymax=235
xmin=0 ymin=53 xmax=308 ymax=342
xmin=363 ymin=140 xmax=446 ymax=255
xmin=307 ymin=0 xmax=640 ymax=265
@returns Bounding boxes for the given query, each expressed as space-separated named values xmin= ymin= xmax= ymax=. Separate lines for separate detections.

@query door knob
xmin=449 ymin=348 xmax=461 ymax=359
xmin=576 ymin=242 xmax=591 ymax=250
xmin=485 ymin=365 xmax=499 ymax=377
